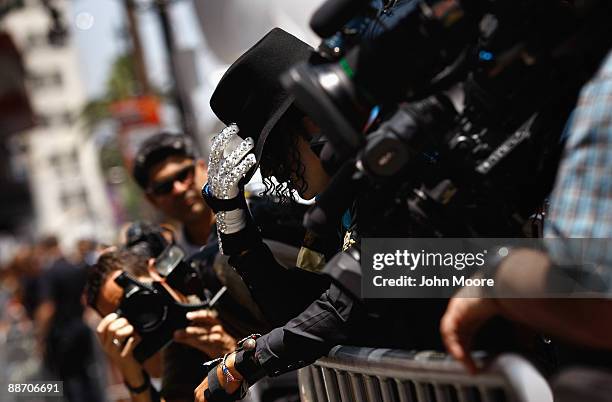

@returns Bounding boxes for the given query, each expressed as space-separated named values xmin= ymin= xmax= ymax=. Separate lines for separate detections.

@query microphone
xmin=310 ymin=0 xmax=370 ymax=39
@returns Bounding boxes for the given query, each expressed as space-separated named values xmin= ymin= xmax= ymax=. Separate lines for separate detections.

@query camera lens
xmin=121 ymin=293 xmax=168 ymax=333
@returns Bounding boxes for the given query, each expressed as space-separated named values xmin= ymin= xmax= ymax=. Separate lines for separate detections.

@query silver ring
xmin=112 ymin=338 xmax=122 ymax=347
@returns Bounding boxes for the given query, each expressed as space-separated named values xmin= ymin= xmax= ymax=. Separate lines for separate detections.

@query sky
xmin=69 ymin=0 xmax=204 ymax=100
xmin=66 ymin=0 xmax=225 ymax=140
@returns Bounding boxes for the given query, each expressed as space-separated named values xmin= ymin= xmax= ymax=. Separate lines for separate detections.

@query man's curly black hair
xmin=85 ymin=249 xmax=150 ymax=312
xmin=258 ymin=106 xmax=310 ymax=203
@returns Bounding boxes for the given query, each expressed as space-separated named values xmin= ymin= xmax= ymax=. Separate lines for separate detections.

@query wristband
xmin=234 ymin=350 xmax=266 ymax=384
xmin=233 ymin=334 xmax=266 ymax=384
xmin=217 ymin=219 xmax=261 ymax=255
xmin=124 ymin=370 xmax=151 ymax=395
xmin=202 ymin=184 xmax=248 ymax=213
xmin=203 ymin=364 xmax=247 ymax=402
xmin=221 ymin=353 xmax=236 ymax=384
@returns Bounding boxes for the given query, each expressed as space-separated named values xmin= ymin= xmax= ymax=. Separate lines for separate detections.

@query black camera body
xmin=114 ymin=272 xmax=210 ymax=363
xmin=114 ymin=233 xmax=223 ymax=363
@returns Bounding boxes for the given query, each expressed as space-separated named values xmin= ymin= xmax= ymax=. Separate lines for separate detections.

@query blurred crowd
xmin=0 ymin=236 xmax=107 ymax=401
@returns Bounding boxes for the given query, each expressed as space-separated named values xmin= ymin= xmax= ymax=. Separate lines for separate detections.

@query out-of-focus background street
xmin=0 ymin=1 xmax=324 ymax=400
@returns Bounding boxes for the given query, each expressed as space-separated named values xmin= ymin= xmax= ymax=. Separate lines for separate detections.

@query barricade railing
xmin=297 ymin=346 xmax=552 ymax=402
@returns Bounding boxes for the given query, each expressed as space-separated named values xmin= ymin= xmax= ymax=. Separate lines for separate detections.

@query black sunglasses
xmin=148 ymin=164 xmax=195 ymax=196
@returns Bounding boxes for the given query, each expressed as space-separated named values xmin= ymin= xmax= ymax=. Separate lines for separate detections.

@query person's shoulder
xmin=579 ymin=50 xmax=612 ymax=99
xmin=595 ymin=49 xmax=612 ymax=79
xmin=567 ymin=49 xmax=612 ymax=144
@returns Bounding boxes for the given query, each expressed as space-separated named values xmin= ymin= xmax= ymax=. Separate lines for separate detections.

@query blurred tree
xmin=81 ymin=53 xmax=162 ymax=222
xmin=80 ymin=53 xmax=152 ymax=130
xmin=99 ymin=136 xmax=158 ymax=222
xmin=107 ymin=53 xmax=140 ymax=99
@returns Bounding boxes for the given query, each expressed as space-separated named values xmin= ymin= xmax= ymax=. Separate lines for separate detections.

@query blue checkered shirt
xmin=544 ymin=50 xmax=612 ymax=291
xmin=545 ymin=49 xmax=612 ymax=240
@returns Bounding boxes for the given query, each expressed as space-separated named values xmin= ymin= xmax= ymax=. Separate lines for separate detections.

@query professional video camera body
xmin=285 ymin=0 xmax=612 ymax=238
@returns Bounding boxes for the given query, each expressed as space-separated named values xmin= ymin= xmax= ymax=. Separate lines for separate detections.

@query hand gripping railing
xmin=297 ymin=346 xmax=552 ymax=402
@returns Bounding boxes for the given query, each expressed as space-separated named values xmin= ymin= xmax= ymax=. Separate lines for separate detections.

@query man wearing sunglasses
xmin=133 ymin=133 xmax=214 ymax=255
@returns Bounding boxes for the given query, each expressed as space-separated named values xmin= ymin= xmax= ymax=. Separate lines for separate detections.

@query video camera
xmin=284 ymin=0 xmax=612 ymax=237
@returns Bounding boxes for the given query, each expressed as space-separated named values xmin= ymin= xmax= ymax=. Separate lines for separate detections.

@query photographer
xmin=93 ymin=215 xmax=305 ymax=401
xmin=122 ymin=221 xmax=267 ymax=340
xmin=87 ymin=248 xmax=232 ymax=402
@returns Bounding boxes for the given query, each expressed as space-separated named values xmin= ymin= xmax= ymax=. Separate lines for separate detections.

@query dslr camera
xmin=113 ymin=270 xmax=211 ymax=362
xmin=118 ymin=222 xmax=224 ymax=362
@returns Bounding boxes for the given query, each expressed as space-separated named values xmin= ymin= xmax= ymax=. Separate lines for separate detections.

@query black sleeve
xmin=241 ymin=290 xmax=450 ymax=380
xmin=251 ymin=282 xmax=359 ymax=377
xmin=228 ymin=240 xmax=331 ymax=327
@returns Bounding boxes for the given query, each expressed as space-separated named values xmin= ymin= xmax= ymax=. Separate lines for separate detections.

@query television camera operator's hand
xmin=202 ymin=124 xmax=258 ymax=254
xmin=440 ymin=291 xmax=500 ymax=374
xmin=96 ymin=313 xmax=147 ymax=390
xmin=194 ymin=352 xmax=244 ymax=402
xmin=174 ymin=309 xmax=237 ymax=358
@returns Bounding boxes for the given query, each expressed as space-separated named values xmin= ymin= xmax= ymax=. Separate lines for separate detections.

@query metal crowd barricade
xmin=297 ymin=346 xmax=552 ymax=402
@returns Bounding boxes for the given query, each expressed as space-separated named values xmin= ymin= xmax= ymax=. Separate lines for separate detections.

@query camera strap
xmin=203 ymin=363 xmax=246 ymax=402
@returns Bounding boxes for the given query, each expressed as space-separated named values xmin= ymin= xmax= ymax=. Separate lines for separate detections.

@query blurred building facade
xmin=0 ymin=29 xmax=34 ymax=238
xmin=1 ymin=0 xmax=115 ymax=248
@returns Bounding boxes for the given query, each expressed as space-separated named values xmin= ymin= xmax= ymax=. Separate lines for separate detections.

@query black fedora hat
xmin=210 ymin=28 xmax=313 ymax=171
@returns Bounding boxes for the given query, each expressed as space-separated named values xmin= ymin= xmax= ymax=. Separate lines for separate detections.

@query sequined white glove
xmin=204 ymin=124 xmax=257 ymax=235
